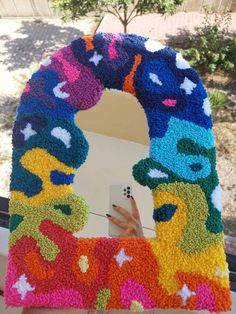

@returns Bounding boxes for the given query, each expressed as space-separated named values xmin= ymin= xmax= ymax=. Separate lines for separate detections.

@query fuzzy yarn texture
xmin=5 ymin=33 xmax=231 ymax=312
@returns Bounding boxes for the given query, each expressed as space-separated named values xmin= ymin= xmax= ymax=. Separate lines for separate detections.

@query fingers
xmin=119 ymin=227 xmax=137 ymax=238
xmin=112 ymin=204 xmax=132 ymax=221
xmin=106 ymin=214 xmax=127 ymax=230
xmin=129 ymin=196 xmax=141 ymax=221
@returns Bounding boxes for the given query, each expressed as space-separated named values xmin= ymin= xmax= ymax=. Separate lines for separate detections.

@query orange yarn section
xmin=176 ymin=271 xmax=232 ymax=311
xmin=107 ymin=238 xmax=180 ymax=310
xmin=123 ymin=54 xmax=142 ymax=95
xmin=83 ymin=35 xmax=94 ymax=51
xmin=72 ymin=239 xmax=99 ymax=284
xmin=24 ymin=251 xmax=55 ymax=280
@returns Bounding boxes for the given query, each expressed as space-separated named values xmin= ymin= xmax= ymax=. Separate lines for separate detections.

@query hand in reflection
xmin=106 ymin=196 xmax=144 ymax=237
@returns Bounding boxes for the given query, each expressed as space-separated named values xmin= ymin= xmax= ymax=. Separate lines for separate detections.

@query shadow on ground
xmin=223 ymin=216 xmax=236 ymax=237
xmin=0 ymin=96 xmax=18 ymax=129
xmin=0 ymin=20 xmax=84 ymax=71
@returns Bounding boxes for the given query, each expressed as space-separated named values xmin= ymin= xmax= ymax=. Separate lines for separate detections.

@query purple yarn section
xmin=41 ymin=45 xmax=104 ymax=110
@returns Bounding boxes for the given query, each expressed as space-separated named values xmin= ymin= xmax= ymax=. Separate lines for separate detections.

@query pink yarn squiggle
xmin=54 ymin=49 xmax=80 ymax=83
xmin=162 ymin=99 xmax=177 ymax=107
xmin=108 ymin=34 xmax=120 ymax=59
xmin=23 ymin=83 xmax=30 ymax=93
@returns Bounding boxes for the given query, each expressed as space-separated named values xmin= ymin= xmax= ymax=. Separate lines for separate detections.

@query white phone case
xmin=109 ymin=184 xmax=133 ymax=237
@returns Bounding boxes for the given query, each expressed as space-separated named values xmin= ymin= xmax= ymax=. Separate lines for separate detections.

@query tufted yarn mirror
xmin=5 ymin=33 xmax=231 ymax=312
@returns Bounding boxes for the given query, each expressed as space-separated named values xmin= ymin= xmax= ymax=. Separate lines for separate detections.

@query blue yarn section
xmin=71 ymin=33 xmax=212 ymax=139
xmin=13 ymin=115 xmax=47 ymax=148
xmin=150 ymin=117 xmax=214 ymax=181
xmin=142 ymin=34 xmax=210 ymax=132
xmin=12 ymin=114 xmax=89 ymax=169
xmin=135 ymin=55 xmax=212 ymax=138
xmin=141 ymin=59 xmax=184 ymax=98
xmin=190 ymin=163 xmax=203 ymax=171
xmin=153 ymin=204 xmax=177 ymax=222
xmin=17 ymin=70 xmax=77 ymax=122
xmin=50 ymin=170 xmax=74 ymax=185
xmin=72 ymin=33 xmax=135 ymax=90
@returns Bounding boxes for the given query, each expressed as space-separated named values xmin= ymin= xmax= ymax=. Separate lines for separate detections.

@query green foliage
xmin=178 ymin=9 xmax=235 ymax=74
xmin=51 ymin=0 xmax=183 ymax=32
xmin=228 ymin=36 xmax=236 ymax=71
xmin=209 ymin=90 xmax=228 ymax=110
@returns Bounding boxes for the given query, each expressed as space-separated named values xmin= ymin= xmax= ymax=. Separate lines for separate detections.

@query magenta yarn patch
xmin=120 ymin=278 xmax=155 ymax=309
xmin=195 ymin=284 xmax=216 ymax=312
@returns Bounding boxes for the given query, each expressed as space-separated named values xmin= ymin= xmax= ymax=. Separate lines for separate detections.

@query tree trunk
xmin=123 ymin=4 xmax=128 ymax=33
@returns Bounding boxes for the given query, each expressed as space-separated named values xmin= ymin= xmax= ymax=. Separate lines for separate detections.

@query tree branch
xmin=127 ymin=1 xmax=139 ymax=22
xmin=112 ymin=5 xmax=125 ymax=23
xmin=103 ymin=6 xmax=116 ymax=16
xmin=127 ymin=13 xmax=142 ymax=24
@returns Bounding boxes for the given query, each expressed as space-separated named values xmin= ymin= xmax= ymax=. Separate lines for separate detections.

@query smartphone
xmin=108 ymin=184 xmax=133 ymax=237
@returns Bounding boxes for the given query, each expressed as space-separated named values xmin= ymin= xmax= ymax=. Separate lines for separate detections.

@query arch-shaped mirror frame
xmin=5 ymin=33 xmax=231 ymax=312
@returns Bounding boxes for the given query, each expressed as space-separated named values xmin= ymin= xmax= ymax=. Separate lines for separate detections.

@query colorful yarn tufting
xmin=5 ymin=33 xmax=231 ymax=312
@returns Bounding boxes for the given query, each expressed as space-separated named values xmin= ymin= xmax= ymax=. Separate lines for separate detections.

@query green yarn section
xmin=132 ymin=157 xmax=172 ymax=190
xmin=9 ymin=214 xmax=24 ymax=232
xmin=206 ymin=206 xmax=223 ymax=234
xmin=95 ymin=288 xmax=110 ymax=310
xmin=156 ymin=183 xmax=223 ymax=254
xmin=130 ymin=300 xmax=144 ymax=312
xmin=132 ymin=150 xmax=223 ymax=234
xmin=177 ymin=139 xmax=223 ymax=234
xmin=9 ymin=193 xmax=89 ymax=261
xmin=54 ymin=204 xmax=72 ymax=215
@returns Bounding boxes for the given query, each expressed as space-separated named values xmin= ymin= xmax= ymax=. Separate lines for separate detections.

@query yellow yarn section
xmin=152 ymin=190 xmax=187 ymax=244
xmin=11 ymin=148 xmax=75 ymax=205
xmin=148 ymin=182 xmax=228 ymax=294
xmin=79 ymin=255 xmax=89 ymax=273
xmin=153 ymin=183 xmax=223 ymax=253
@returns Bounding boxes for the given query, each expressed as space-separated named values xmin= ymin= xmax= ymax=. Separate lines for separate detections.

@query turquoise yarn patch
xmin=150 ymin=117 xmax=214 ymax=181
